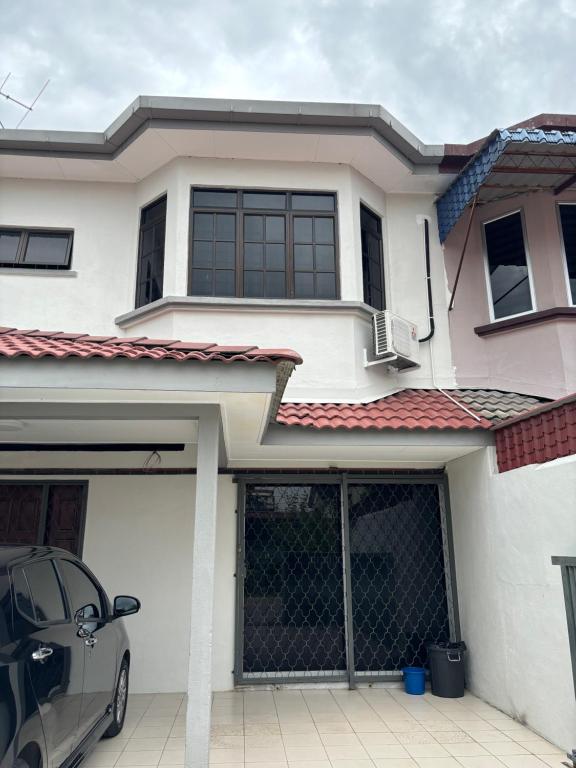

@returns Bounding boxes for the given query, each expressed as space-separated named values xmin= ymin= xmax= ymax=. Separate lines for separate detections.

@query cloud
xmin=1 ymin=0 xmax=575 ymax=143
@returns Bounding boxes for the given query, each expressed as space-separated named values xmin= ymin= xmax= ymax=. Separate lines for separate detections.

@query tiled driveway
xmin=86 ymin=689 xmax=566 ymax=768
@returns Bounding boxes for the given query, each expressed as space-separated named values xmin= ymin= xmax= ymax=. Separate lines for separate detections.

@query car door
xmin=57 ymin=558 xmax=118 ymax=738
xmin=11 ymin=559 xmax=84 ymax=768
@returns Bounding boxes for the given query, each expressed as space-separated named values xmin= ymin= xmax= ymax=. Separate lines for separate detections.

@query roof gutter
xmin=0 ymin=95 xmax=444 ymax=167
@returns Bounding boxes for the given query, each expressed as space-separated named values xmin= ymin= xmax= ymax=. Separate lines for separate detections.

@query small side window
xmin=0 ymin=229 xmax=73 ymax=270
xmin=22 ymin=561 xmax=67 ymax=623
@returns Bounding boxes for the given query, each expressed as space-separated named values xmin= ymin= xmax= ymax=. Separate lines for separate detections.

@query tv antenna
xmin=0 ymin=73 xmax=50 ymax=129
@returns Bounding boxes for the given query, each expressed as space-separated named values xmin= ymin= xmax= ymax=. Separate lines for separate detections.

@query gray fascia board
xmin=263 ymin=424 xmax=493 ymax=447
xmin=0 ymin=95 xmax=444 ymax=166
xmin=0 ymin=357 xmax=277 ymax=395
xmin=116 ymin=296 xmax=376 ymax=327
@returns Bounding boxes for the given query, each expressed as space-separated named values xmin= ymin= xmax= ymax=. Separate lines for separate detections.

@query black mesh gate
xmin=235 ymin=475 xmax=458 ymax=685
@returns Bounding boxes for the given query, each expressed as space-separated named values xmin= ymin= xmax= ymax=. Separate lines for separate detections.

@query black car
xmin=0 ymin=545 xmax=140 ymax=768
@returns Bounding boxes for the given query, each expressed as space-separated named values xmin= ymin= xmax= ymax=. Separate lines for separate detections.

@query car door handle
xmin=32 ymin=646 xmax=53 ymax=662
xmin=85 ymin=636 xmax=97 ymax=647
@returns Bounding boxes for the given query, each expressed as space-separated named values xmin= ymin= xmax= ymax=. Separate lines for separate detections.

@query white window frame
xmin=557 ymin=202 xmax=576 ymax=307
xmin=481 ymin=208 xmax=537 ymax=322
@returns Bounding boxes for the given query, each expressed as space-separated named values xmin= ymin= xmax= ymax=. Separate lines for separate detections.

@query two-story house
xmin=0 ymin=98 xmax=575 ymax=764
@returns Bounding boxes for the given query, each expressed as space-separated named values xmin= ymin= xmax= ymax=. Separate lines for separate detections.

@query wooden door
xmin=0 ymin=484 xmax=44 ymax=545
xmin=45 ymin=485 xmax=85 ymax=554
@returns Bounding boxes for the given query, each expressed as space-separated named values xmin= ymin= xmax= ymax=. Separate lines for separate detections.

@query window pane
xmin=193 ymin=189 xmax=237 ymax=208
xmin=294 ymin=272 xmax=315 ymax=298
xmin=293 ymin=217 xmax=313 ymax=243
xmin=265 ymin=216 xmax=285 ymax=242
xmin=560 ymin=205 xmax=576 ymax=304
xmin=315 ymin=245 xmax=335 ymax=272
xmin=142 ymin=197 xmax=166 ymax=224
xmin=194 ymin=213 xmax=214 ymax=240
xmin=24 ymin=233 xmax=70 ymax=265
xmin=244 ymin=215 xmax=264 ymax=242
xmin=292 ymin=194 xmax=335 ymax=211
xmin=485 ymin=212 xmax=532 ymax=319
xmin=12 ymin=568 xmax=34 ymax=620
xmin=0 ymin=231 xmax=20 ymax=263
xmin=316 ymin=273 xmax=337 ymax=299
xmin=24 ymin=561 xmax=67 ymax=623
xmin=215 ymin=241 xmax=235 ymax=269
xmin=191 ymin=268 xmax=214 ymax=295
xmin=216 ymin=214 xmax=235 ymax=241
xmin=141 ymin=228 xmax=154 ymax=254
xmin=265 ymin=271 xmax=286 ymax=298
xmin=193 ymin=241 xmax=213 ymax=268
xmin=244 ymin=271 xmax=264 ymax=297
xmin=244 ymin=243 xmax=264 ymax=269
xmin=361 ymin=205 xmax=385 ymax=310
xmin=314 ymin=218 xmax=335 ymax=244
xmin=243 ymin=192 xmax=286 ymax=209
xmin=294 ymin=244 xmax=314 ymax=270
xmin=214 ymin=270 xmax=236 ymax=296
xmin=265 ymin=244 xmax=285 ymax=270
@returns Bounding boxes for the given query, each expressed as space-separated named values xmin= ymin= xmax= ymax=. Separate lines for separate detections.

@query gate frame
xmin=233 ymin=471 xmax=460 ymax=687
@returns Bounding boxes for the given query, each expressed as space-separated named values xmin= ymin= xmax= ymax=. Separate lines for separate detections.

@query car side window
xmin=12 ymin=567 xmax=35 ymax=621
xmin=20 ymin=560 xmax=67 ymax=623
xmin=58 ymin=559 xmax=106 ymax=632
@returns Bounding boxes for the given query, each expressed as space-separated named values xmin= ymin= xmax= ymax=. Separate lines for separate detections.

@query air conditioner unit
xmin=370 ymin=310 xmax=420 ymax=370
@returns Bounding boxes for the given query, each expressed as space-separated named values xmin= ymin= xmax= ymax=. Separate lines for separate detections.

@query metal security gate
xmin=235 ymin=474 xmax=459 ymax=685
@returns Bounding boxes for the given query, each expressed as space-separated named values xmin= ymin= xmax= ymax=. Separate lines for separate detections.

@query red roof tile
xmin=493 ymin=393 xmax=576 ymax=471
xmin=277 ymin=390 xmax=493 ymax=431
xmin=0 ymin=327 xmax=302 ymax=366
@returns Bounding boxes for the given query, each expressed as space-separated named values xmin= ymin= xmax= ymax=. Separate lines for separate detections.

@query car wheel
xmin=103 ymin=659 xmax=129 ymax=738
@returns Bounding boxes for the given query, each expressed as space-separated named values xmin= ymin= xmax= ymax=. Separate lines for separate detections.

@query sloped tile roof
xmin=277 ymin=390 xmax=493 ymax=431
xmin=0 ymin=327 xmax=302 ymax=366
xmin=455 ymin=389 xmax=546 ymax=422
xmin=277 ymin=389 xmax=548 ymax=431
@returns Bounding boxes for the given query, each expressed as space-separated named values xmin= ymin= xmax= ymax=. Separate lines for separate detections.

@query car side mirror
xmin=113 ymin=595 xmax=141 ymax=618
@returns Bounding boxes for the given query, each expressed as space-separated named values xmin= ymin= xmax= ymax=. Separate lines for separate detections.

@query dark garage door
xmin=0 ymin=483 xmax=87 ymax=555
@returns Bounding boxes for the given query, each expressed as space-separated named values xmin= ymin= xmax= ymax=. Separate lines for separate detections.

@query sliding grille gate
xmin=235 ymin=475 xmax=459 ymax=685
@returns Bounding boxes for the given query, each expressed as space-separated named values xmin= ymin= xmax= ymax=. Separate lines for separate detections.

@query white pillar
xmin=185 ymin=409 xmax=220 ymax=768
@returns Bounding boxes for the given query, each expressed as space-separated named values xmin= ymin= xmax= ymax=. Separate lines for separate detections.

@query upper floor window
xmin=483 ymin=211 xmax=534 ymax=320
xmin=189 ymin=188 xmax=338 ymax=300
xmin=135 ymin=196 xmax=166 ymax=309
xmin=559 ymin=204 xmax=576 ymax=305
xmin=360 ymin=205 xmax=385 ymax=310
xmin=0 ymin=228 xmax=73 ymax=269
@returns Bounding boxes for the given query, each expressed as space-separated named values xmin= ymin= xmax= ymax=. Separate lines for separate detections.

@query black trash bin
xmin=427 ymin=642 xmax=467 ymax=698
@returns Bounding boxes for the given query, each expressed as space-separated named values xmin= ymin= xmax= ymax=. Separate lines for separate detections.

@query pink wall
xmin=443 ymin=190 xmax=576 ymax=399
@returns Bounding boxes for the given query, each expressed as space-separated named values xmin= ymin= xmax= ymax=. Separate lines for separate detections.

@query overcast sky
xmin=1 ymin=0 xmax=575 ymax=144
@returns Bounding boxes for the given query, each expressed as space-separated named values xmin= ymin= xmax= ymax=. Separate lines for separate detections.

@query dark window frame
xmin=360 ymin=203 xmax=386 ymax=311
xmin=482 ymin=208 xmax=535 ymax=321
xmin=0 ymin=480 xmax=88 ymax=556
xmin=135 ymin=195 xmax=167 ymax=309
xmin=558 ymin=202 xmax=576 ymax=306
xmin=0 ymin=227 xmax=74 ymax=269
xmin=188 ymin=187 xmax=340 ymax=300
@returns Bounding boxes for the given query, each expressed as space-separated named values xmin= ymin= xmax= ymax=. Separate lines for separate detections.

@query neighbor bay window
xmin=483 ymin=210 xmax=534 ymax=320
xmin=189 ymin=188 xmax=338 ymax=299
xmin=559 ymin=204 xmax=576 ymax=304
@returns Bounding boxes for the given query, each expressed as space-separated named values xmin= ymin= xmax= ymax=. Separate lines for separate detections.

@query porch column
xmin=186 ymin=409 xmax=220 ymax=768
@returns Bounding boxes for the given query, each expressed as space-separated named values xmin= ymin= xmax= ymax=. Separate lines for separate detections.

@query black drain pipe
xmin=418 ymin=218 xmax=435 ymax=343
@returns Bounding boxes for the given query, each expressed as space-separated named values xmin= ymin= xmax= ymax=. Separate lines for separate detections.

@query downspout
xmin=419 ymin=214 xmax=483 ymax=424
xmin=418 ymin=218 xmax=435 ymax=342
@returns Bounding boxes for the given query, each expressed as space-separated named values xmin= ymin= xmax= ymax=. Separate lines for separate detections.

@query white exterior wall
xmin=0 ymin=471 xmax=239 ymax=694
xmin=447 ymin=449 xmax=576 ymax=750
xmin=0 ymin=159 xmax=455 ymax=399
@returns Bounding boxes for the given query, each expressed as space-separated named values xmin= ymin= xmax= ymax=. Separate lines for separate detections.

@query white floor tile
xmin=116 ymin=751 xmax=163 ymax=767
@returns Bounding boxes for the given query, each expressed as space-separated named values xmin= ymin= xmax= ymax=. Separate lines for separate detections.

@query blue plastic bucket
xmin=403 ymin=666 xmax=426 ymax=695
